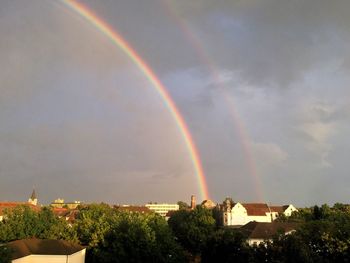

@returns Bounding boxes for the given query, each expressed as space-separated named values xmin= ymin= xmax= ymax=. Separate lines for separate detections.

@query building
xmin=145 ymin=203 xmax=179 ymax=217
xmin=239 ymin=221 xmax=300 ymax=246
xmin=201 ymin=199 xmax=216 ymax=209
xmin=52 ymin=208 xmax=79 ymax=223
xmin=190 ymin=195 xmax=196 ymax=210
xmin=114 ymin=205 xmax=152 ymax=214
xmin=50 ymin=199 xmax=81 ymax=209
xmin=27 ymin=189 xmax=37 ymax=206
xmin=222 ymin=198 xmax=297 ymax=226
xmin=7 ymin=239 xmax=85 ymax=263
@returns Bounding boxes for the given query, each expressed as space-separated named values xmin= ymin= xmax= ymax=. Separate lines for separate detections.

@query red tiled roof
xmin=52 ymin=208 xmax=79 ymax=222
xmin=0 ymin=202 xmax=40 ymax=216
xmin=242 ymin=203 xmax=270 ymax=216
xmin=270 ymin=206 xmax=284 ymax=213
xmin=52 ymin=208 xmax=70 ymax=217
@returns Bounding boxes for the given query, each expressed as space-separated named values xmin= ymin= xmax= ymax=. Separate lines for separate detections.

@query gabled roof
xmin=270 ymin=205 xmax=290 ymax=213
xmin=269 ymin=206 xmax=284 ymax=213
xmin=242 ymin=203 xmax=270 ymax=216
xmin=7 ymin=239 xmax=85 ymax=260
xmin=240 ymin=221 xmax=300 ymax=239
xmin=52 ymin=208 xmax=79 ymax=223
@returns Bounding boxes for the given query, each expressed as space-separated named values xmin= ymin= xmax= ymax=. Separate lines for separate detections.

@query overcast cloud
xmin=0 ymin=0 xmax=349 ymax=206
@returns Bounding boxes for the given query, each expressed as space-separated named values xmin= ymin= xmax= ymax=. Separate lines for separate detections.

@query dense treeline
xmin=1 ymin=203 xmax=350 ymax=262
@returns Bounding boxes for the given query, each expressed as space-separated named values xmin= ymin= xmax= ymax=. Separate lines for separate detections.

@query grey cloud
xmin=160 ymin=0 xmax=350 ymax=86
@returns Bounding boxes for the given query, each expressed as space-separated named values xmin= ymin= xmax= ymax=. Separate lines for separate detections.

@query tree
xmin=0 ymin=206 xmax=76 ymax=243
xmin=202 ymin=228 xmax=250 ymax=263
xmin=177 ymin=201 xmax=189 ymax=210
xmin=94 ymin=212 xmax=185 ymax=263
xmin=75 ymin=203 xmax=115 ymax=247
xmin=168 ymin=206 xmax=215 ymax=256
xmin=0 ymin=245 xmax=12 ymax=263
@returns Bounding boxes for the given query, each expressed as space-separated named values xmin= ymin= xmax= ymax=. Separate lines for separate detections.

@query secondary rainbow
xmin=61 ymin=0 xmax=209 ymax=200
xmin=161 ymin=1 xmax=264 ymax=201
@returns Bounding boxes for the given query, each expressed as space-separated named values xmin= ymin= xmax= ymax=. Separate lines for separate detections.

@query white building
xmin=145 ymin=203 xmax=179 ymax=217
xmin=7 ymin=239 xmax=85 ymax=263
xmin=222 ymin=199 xmax=297 ymax=226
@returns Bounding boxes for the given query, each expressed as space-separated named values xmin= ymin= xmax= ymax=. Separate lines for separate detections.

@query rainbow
xmin=161 ymin=1 xmax=264 ymax=201
xmin=61 ymin=0 xmax=209 ymax=200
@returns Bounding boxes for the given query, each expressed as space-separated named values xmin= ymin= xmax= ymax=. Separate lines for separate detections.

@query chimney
xmin=190 ymin=195 xmax=196 ymax=210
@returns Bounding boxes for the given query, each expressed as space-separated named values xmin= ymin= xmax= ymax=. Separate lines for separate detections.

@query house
xmin=221 ymin=198 xmax=297 ymax=226
xmin=239 ymin=221 xmax=300 ymax=246
xmin=7 ymin=239 xmax=85 ymax=263
xmin=52 ymin=208 xmax=79 ymax=223
xmin=270 ymin=205 xmax=298 ymax=218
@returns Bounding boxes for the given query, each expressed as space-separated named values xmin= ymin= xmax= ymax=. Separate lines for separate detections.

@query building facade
xmin=222 ymin=198 xmax=297 ymax=226
xmin=145 ymin=203 xmax=179 ymax=217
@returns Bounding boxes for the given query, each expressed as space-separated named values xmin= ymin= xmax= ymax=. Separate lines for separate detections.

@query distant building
xmin=239 ymin=221 xmax=300 ymax=246
xmin=7 ymin=239 xmax=85 ymax=263
xmin=52 ymin=208 xmax=79 ymax=223
xmin=28 ymin=189 xmax=38 ymax=206
xmin=50 ymin=199 xmax=81 ymax=209
xmin=190 ymin=195 xmax=196 ymax=210
xmin=201 ymin=199 xmax=216 ymax=209
xmin=114 ymin=205 xmax=152 ymax=214
xmin=221 ymin=198 xmax=297 ymax=226
xmin=145 ymin=203 xmax=179 ymax=217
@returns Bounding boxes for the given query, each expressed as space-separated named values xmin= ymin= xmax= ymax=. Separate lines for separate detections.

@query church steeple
xmin=31 ymin=189 xmax=36 ymax=200
xmin=28 ymin=188 xmax=38 ymax=206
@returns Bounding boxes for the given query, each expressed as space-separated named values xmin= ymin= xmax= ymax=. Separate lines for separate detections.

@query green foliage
xmin=3 ymin=202 xmax=350 ymax=262
xmin=202 ymin=228 xmax=250 ymax=263
xmin=177 ymin=201 xmax=189 ymax=210
xmin=74 ymin=204 xmax=185 ymax=263
xmin=252 ymin=234 xmax=313 ymax=263
xmin=75 ymin=203 xmax=114 ymax=247
xmin=0 ymin=206 xmax=75 ymax=242
xmin=0 ymin=245 xmax=12 ymax=263
xmin=168 ymin=206 xmax=215 ymax=255
xmin=85 ymin=211 xmax=185 ymax=263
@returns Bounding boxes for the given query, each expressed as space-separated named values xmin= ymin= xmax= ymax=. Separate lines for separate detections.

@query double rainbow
xmin=61 ymin=0 xmax=209 ymax=200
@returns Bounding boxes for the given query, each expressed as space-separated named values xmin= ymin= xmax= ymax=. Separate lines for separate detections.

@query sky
xmin=1 ymin=0 xmax=350 ymax=206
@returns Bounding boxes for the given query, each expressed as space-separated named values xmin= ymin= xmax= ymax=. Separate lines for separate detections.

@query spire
xmin=28 ymin=188 xmax=38 ymax=206
xmin=31 ymin=189 xmax=37 ymax=200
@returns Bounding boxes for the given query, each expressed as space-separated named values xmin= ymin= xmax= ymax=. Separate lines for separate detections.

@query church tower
xmin=28 ymin=189 xmax=38 ymax=206
xmin=190 ymin=195 xmax=196 ymax=210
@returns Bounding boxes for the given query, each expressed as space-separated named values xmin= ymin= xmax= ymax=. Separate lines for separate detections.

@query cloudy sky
xmin=1 ymin=0 xmax=350 ymax=206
